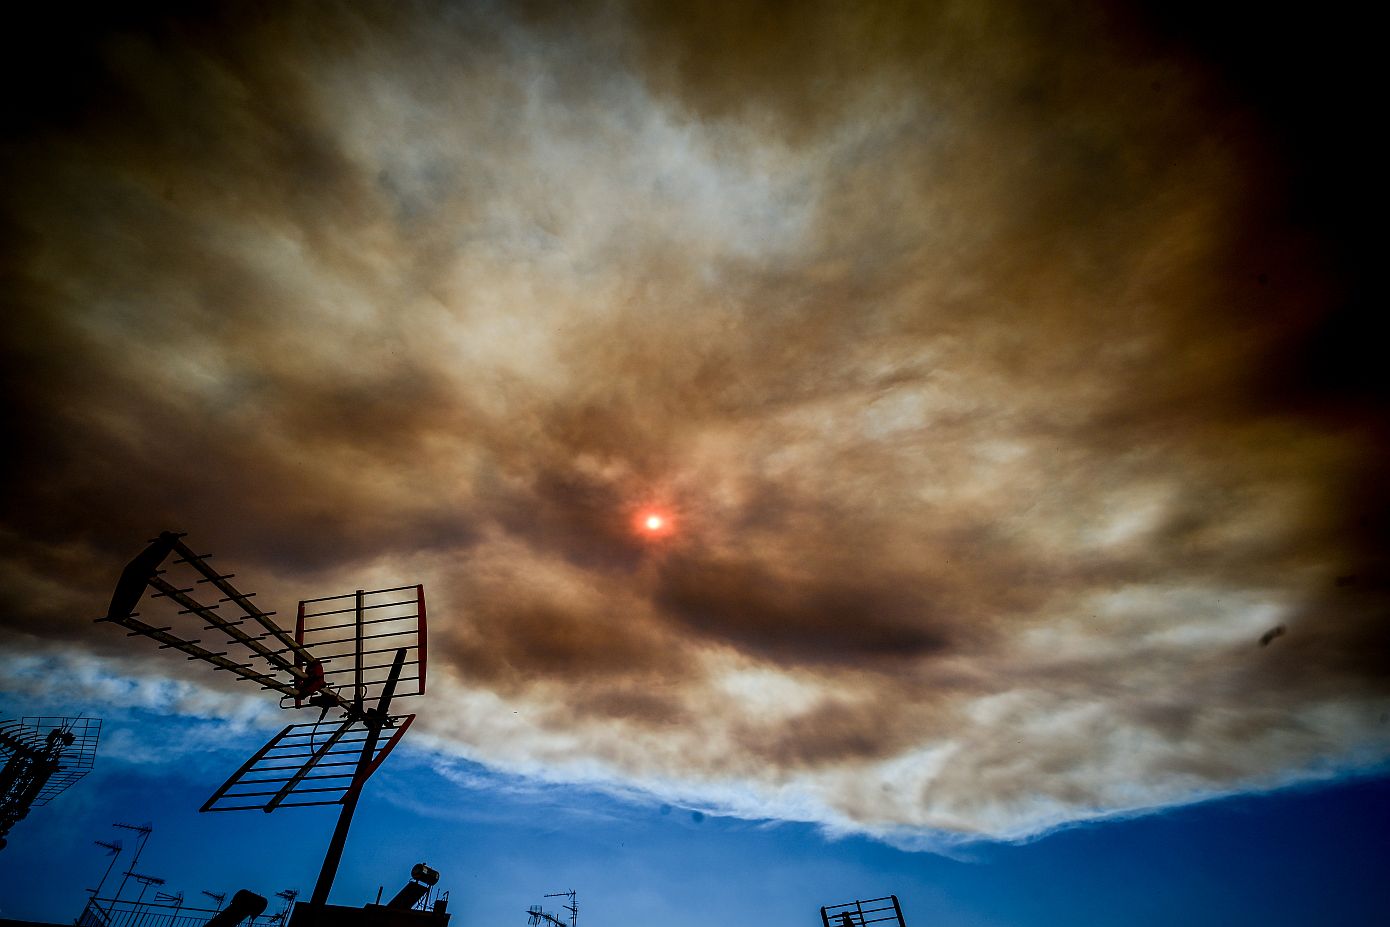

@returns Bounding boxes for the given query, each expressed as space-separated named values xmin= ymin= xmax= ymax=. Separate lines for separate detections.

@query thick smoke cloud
xmin=2 ymin=0 xmax=1386 ymax=842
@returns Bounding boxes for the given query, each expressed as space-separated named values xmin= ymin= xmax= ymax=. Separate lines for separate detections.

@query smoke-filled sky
xmin=2 ymin=0 xmax=1386 ymax=904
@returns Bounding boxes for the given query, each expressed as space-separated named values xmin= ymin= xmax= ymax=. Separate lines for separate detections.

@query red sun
xmin=635 ymin=510 xmax=673 ymax=538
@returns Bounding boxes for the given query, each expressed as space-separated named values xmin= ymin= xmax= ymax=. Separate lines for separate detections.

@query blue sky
xmin=2 ymin=693 xmax=1387 ymax=926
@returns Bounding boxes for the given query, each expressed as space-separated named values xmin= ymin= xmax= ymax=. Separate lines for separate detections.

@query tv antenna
xmin=0 ymin=716 xmax=102 ymax=851
xmin=273 ymin=887 xmax=300 ymax=926
xmin=202 ymin=889 xmax=227 ymax=912
xmin=101 ymin=530 xmax=428 ymax=922
xmin=155 ymin=889 xmax=185 ymax=913
xmin=87 ymin=838 xmax=123 ymax=898
xmin=129 ymin=871 xmax=167 ymax=914
xmin=819 ymin=895 xmax=907 ymax=927
xmin=110 ymin=821 xmax=154 ymax=905
xmin=527 ymin=891 xmax=577 ymax=927
xmin=528 ymin=904 xmax=565 ymax=927
xmin=546 ymin=890 xmax=578 ymax=927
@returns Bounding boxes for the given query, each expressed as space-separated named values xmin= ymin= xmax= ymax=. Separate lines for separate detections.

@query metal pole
xmin=354 ymin=589 xmax=365 ymax=714
xmin=307 ymin=648 xmax=407 ymax=920
xmin=89 ymin=842 xmax=122 ymax=898
xmin=111 ymin=824 xmax=151 ymax=905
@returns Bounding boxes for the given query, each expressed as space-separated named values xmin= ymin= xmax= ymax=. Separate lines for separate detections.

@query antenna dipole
xmin=88 ymin=838 xmax=123 ymax=898
xmin=274 ymin=887 xmax=300 ymax=927
xmin=202 ymin=889 xmax=227 ymax=912
xmin=525 ymin=909 xmax=568 ymax=927
xmin=129 ymin=872 xmax=167 ymax=915
xmin=110 ymin=822 xmax=153 ymax=905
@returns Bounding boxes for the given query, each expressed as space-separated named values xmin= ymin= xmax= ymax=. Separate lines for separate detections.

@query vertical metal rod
xmin=354 ymin=589 xmax=365 ymax=714
xmin=307 ymin=648 xmax=407 ymax=921
xmin=890 ymin=895 xmax=905 ymax=927
xmin=295 ymin=599 xmax=307 ymax=709
xmin=307 ymin=753 xmax=370 ymax=918
xmin=91 ymin=844 xmax=122 ymax=898
xmin=111 ymin=824 xmax=151 ymax=905
xmin=133 ymin=879 xmax=152 ymax=916
xmin=415 ymin=584 xmax=428 ymax=694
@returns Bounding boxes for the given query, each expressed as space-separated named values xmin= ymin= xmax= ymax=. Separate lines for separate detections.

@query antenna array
xmin=100 ymin=530 xmax=431 ymax=919
xmin=1 ymin=716 xmax=102 ymax=851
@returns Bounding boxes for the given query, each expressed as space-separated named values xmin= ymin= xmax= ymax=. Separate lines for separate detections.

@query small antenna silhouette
xmin=129 ymin=871 xmax=167 ymax=916
xmin=155 ymin=889 xmax=184 ymax=912
xmin=273 ymin=887 xmax=300 ymax=926
xmin=545 ymin=889 xmax=578 ymax=927
xmin=819 ymin=895 xmax=907 ymax=927
xmin=202 ymin=889 xmax=227 ymax=911
xmin=109 ymin=822 xmax=154 ymax=906
xmin=526 ymin=892 xmax=575 ymax=927
xmin=88 ymin=838 xmax=123 ymax=898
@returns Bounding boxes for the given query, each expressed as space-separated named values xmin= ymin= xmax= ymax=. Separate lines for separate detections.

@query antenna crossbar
xmin=201 ymin=715 xmax=415 ymax=813
xmin=170 ymin=539 xmax=321 ymax=672
xmin=102 ymin=610 xmax=297 ymax=696
xmin=101 ymin=532 xmax=354 ymax=714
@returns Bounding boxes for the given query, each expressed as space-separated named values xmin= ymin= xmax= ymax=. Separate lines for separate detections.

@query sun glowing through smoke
xmin=636 ymin=509 xmax=673 ymax=539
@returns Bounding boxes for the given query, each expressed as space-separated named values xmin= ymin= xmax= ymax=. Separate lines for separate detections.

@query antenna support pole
xmin=306 ymin=647 xmax=408 ymax=919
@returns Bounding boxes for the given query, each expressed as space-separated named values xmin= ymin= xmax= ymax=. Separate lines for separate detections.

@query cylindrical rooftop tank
xmin=203 ymin=889 xmax=268 ymax=926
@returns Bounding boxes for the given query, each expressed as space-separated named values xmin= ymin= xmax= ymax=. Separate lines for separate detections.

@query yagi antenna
xmin=101 ymin=530 xmax=429 ymax=918
xmin=100 ymin=532 xmax=352 ymax=711
xmin=88 ymin=838 xmax=123 ymax=898
xmin=270 ymin=888 xmax=301 ymax=927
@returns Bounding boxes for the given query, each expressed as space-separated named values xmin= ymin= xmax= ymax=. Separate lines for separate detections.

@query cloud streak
xmin=2 ymin=0 xmax=1386 ymax=842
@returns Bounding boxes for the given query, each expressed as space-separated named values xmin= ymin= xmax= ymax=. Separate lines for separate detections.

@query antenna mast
xmin=101 ymin=531 xmax=430 ymax=925
xmin=545 ymin=890 xmax=578 ymax=927
xmin=88 ymin=837 xmax=123 ymax=898
xmin=110 ymin=821 xmax=153 ymax=905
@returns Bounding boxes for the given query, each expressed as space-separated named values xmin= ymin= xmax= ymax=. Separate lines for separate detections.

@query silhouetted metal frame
xmin=0 ymin=717 xmax=102 ymax=804
xmin=199 ymin=715 xmax=415 ymax=812
xmin=100 ymin=533 xmax=428 ymax=922
xmin=820 ymin=896 xmax=905 ymax=927
xmin=99 ymin=532 xmax=353 ymax=716
xmin=294 ymin=584 xmax=427 ymax=710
